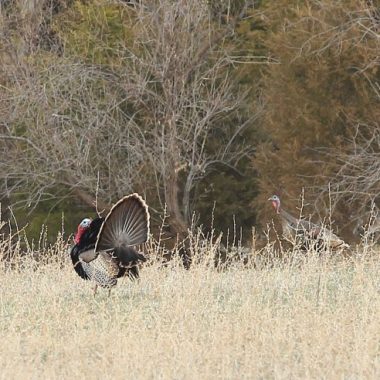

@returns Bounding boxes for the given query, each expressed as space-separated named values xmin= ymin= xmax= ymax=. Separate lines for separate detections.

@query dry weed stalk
xmin=0 ymin=223 xmax=379 ymax=378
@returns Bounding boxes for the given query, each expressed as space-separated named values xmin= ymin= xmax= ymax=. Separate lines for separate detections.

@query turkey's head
xmin=74 ymin=218 xmax=92 ymax=244
xmin=268 ymin=195 xmax=281 ymax=214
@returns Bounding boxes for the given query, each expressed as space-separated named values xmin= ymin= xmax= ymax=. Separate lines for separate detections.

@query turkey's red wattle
xmin=74 ymin=226 xmax=87 ymax=244
xmin=271 ymin=200 xmax=280 ymax=213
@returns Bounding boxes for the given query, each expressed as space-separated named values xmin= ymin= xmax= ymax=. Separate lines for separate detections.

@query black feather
xmin=113 ymin=246 xmax=146 ymax=278
xmin=70 ymin=217 xmax=104 ymax=280
xmin=70 ymin=245 xmax=90 ymax=280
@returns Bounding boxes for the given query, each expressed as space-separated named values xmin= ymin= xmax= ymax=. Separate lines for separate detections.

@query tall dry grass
xmin=0 ymin=226 xmax=379 ymax=379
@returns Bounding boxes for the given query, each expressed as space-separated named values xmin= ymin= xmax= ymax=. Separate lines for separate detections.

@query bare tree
xmin=121 ymin=0 xmax=256 ymax=238
xmin=0 ymin=0 xmax=256 ymax=245
xmin=322 ymin=109 xmax=380 ymax=233
xmin=305 ymin=0 xmax=380 ymax=233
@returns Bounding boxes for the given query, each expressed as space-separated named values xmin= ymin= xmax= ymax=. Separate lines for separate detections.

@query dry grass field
xmin=0 ymin=236 xmax=379 ymax=380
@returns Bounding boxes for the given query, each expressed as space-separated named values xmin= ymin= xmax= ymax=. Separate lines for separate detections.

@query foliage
xmin=252 ymin=0 xmax=380 ymax=241
xmin=1 ymin=0 xmax=260 ymax=244
xmin=0 ymin=0 xmax=379 ymax=245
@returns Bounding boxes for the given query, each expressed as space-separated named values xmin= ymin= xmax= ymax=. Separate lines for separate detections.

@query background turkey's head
xmin=74 ymin=218 xmax=92 ymax=244
xmin=268 ymin=195 xmax=281 ymax=214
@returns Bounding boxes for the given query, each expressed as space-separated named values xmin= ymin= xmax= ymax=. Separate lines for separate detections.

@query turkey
xmin=268 ymin=195 xmax=348 ymax=251
xmin=70 ymin=193 xmax=150 ymax=295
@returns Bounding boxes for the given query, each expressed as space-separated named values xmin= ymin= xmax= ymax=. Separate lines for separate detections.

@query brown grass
xmin=0 ymin=239 xmax=379 ymax=379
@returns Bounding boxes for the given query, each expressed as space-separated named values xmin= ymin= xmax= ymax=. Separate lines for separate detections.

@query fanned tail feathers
xmin=95 ymin=193 xmax=150 ymax=252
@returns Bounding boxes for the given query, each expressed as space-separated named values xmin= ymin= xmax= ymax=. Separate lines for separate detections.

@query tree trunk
xmin=165 ymin=169 xmax=188 ymax=236
xmin=165 ymin=167 xmax=191 ymax=268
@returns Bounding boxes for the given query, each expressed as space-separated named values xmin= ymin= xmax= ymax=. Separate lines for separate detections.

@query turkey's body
xmin=268 ymin=195 xmax=348 ymax=252
xmin=80 ymin=254 xmax=118 ymax=288
xmin=70 ymin=194 xmax=149 ymax=293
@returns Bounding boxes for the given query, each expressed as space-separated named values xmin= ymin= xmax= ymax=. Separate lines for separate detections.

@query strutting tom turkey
xmin=70 ymin=193 xmax=150 ymax=295
xmin=268 ymin=195 xmax=348 ymax=251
